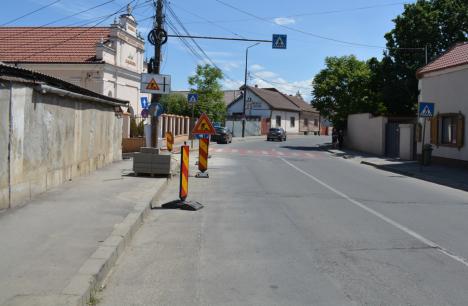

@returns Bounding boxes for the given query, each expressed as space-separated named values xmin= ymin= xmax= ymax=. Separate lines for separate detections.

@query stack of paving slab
xmin=133 ymin=147 xmax=173 ymax=176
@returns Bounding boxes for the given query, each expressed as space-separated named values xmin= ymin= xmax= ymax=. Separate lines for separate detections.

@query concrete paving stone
xmin=2 ymin=295 xmax=78 ymax=306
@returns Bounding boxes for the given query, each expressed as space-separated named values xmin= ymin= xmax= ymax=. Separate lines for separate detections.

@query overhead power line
xmin=0 ymin=0 xmax=61 ymax=27
xmin=214 ymin=0 xmax=425 ymax=51
xmin=183 ymin=2 xmax=409 ymax=25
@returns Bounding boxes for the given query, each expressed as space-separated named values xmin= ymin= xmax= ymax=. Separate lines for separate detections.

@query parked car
xmin=267 ymin=127 xmax=287 ymax=141
xmin=211 ymin=127 xmax=233 ymax=144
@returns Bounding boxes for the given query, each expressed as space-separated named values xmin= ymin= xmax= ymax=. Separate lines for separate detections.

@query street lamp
xmin=242 ymin=42 xmax=260 ymax=138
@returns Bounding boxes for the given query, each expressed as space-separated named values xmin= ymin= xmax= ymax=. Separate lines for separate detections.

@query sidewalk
xmin=0 ymin=160 xmax=170 ymax=306
xmin=327 ymin=147 xmax=468 ymax=192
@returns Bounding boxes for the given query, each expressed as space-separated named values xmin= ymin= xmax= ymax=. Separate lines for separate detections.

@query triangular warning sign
xmin=192 ymin=113 xmax=216 ymax=135
xmin=275 ymin=37 xmax=284 ymax=48
xmin=421 ymin=106 xmax=432 ymax=117
xmin=146 ymin=78 xmax=160 ymax=91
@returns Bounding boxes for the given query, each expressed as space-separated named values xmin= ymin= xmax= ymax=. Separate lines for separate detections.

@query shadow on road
xmin=280 ymin=143 xmax=332 ymax=152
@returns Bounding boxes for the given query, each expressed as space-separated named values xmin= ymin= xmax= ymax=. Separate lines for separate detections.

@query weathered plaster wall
xmin=0 ymin=81 xmax=122 ymax=209
xmin=0 ymin=83 xmax=10 ymax=209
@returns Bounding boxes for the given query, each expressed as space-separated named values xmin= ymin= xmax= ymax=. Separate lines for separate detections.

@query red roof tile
xmin=0 ymin=27 xmax=111 ymax=63
xmin=417 ymin=42 xmax=468 ymax=78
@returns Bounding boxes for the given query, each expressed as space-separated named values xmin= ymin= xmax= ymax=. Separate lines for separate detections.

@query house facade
xmin=283 ymin=94 xmax=320 ymax=134
xmin=0 ymin=9 xmax=148 ymax=137
xmin=417 ymin=42 xmax=468 ymax=165
xmin=227 ymin=86 xmax=300 ymax=134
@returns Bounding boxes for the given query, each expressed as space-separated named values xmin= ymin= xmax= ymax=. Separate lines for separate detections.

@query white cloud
xmin=250 ymin=64 xmax=264 ymax=71
xmin=205 ymin=51 xmax=234 ymax=57
xmin=222 ymin=79 xmax=243 ymax=90
xmin=249 ymin=68 xmax=313 ymax=101
xmin=273 ymin=17 xmax=296 ymax=25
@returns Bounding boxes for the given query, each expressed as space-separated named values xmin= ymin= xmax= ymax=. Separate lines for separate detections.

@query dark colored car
xmin=267 ymin=127 xmax=287 ymax=141
xmin=211 ymin=127 xmax=233 ymax=144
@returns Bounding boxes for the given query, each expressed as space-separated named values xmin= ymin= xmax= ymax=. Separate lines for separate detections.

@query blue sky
xmin=2 ymin=0 xmax=413 ymax=101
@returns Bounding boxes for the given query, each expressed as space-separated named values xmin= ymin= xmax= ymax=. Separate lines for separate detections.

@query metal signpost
xmin=418 ymin=102 xmax=435 ymax=169
xmin=187 ymin=93 xmax=198 ymax=148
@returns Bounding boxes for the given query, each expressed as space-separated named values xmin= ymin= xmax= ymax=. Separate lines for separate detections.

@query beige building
xmin=417 ymin=42 xmax=467 ymax=166
xmin=0 ymin=10 xmax=148 ymax=137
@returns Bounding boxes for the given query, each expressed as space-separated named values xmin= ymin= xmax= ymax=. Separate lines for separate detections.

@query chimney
xmin=254 ymin=84 xmax=258 ymax=88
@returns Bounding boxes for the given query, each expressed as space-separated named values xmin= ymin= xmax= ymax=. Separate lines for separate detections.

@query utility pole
xmin=242 ymin=42 xmax=260 ymax=138
xmin=150 ymin=0 xmax=164 ymax=148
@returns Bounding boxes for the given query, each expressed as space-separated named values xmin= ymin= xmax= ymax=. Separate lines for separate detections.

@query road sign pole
xmin=420 ymin=118 xmax=426 ymax=171
xmin=191 ymin=104 xmax=195 ymax=149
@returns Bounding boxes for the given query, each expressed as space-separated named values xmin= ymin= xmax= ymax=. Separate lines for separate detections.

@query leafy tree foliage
xmin=376 ymin=0 xmax=468 ymax=115
xmin=159 ymin=93 xmax=191 ymax=117
xmin=188 ymin=64 xmax=226 ymax=122
xmin=312 ymin=56 xmax=386 ymax=129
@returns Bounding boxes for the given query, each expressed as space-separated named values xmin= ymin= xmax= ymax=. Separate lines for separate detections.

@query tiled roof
xmin=248 ymin=86 xmax=300 ymax=111
xmin=282 ymin=94 xmax=318 ymax=113
xmin=417 ymin=42 xmax=468 ymax=78
xmin=0 ymin=27 xmax=111 ymax=63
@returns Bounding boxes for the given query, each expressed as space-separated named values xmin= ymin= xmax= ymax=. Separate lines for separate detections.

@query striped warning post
xmin=179 ymin=145 xmax=189 ymax=200
xmin=198 ymin=138 xmax=209 ymax=172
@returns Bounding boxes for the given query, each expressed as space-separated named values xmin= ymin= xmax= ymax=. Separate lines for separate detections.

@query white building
xmin=227 ymin=86 xmax=300 ymax=134
xmin=0 ymin=8 xmax=148 ymax=137
xmin=417 ymin=42 xmax=467 ymax=166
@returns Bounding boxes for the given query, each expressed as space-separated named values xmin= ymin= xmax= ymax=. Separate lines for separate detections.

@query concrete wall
xmin=418 ymin=65 xmax=468 ymax=161
xmin=399 ymin=124 xmax=414 ymax=160
xmin=225 ymin=120 xmax=261 ymax=137
xmin=0 ymin=81 xmax=123 ymax=210
xmin=347 ymin=113 xmax=388 ymax=155
xmin=0 ymin=83 xmax=10 ymax=208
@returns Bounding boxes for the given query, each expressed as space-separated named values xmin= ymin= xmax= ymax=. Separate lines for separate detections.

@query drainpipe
xmin=8 ymin=81 xmax=13 ymax=209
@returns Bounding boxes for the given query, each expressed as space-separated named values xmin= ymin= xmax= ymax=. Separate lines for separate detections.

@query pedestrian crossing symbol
xmin=272 ymin=34 xmax=287 ymax=49
xmin=419 ymin=102 xmax=435 ymax=118
xmin=146 ymin=78 xmax=160 ymax=91
xmin=188 ymin=93 xmax=198 ymax=104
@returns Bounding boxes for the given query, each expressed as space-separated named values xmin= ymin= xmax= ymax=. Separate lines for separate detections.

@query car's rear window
xmin=269 ymin=128 xmax=280 ymax=132
xmin=216 ymin=127 xmax=225 ymax=133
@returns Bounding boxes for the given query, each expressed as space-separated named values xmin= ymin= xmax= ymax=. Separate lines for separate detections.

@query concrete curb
xmin=61 ymin=177 xmax=172 ymax=306
xmin=360 ymin=161 xmax=416 ymax=177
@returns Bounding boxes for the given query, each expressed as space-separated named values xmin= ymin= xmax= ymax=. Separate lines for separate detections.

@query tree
xmin=159 ymin=93 xmax=191 ymax=117
xmin=188 ymin=64 xmax=226 ymax=122
xmin=312 ymin=55 xmax=386 ymax=129
xmin=378 ymin=0 xmax=468 ymax=115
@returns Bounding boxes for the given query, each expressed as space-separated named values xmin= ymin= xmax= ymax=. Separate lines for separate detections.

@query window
xmin=431 ymin=113 xmax=465 ymax=148
xmin=304 ymin=118 xmax=309 ymax=127
xmin=276 ymin=115 xmax=281 ymax=127
xmin=290 ymin=117 xmax=295 ymax=128
xmin=441 ymin=115 xmax=457 ymax=145
xmin=314 ymin=119 xmax=318 ymax=127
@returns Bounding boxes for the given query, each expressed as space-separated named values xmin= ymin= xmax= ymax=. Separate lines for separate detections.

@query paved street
xmin=99 ymin=135 xmax=468 ymax=306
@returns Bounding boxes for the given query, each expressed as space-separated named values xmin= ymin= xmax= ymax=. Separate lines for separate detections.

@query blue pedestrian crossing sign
xmin=419 ymin=102 xmax=435 ymax=118
xmin=188 ymin=93 xmax=198 ymax=104
xmin=272 ymin=34 xmax=287 ymax=49
xmin=140 ymin=97 xmax=149 ymax=109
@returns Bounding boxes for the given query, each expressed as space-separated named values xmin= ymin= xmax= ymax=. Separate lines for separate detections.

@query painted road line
xmin=262 ymin=150 xmax=269 ymax=155
xmin=231 ymin=149 xmax=238 ymax=153
xmin=280 ymin=157 xmax=468 ymax=270
xmin=214 ymin=148 xmax=223 ymax=153
xmin=247 ymin=150 xmax=253 ymax=154
xmin=276 ymin=151 xmax=284 ymax=156
xmin=306 ymin=153 xmax=316 ymax=158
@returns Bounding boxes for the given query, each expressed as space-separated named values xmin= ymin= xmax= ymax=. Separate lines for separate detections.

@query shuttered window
xmin=432 ymin=113 xmax=465 ymax=149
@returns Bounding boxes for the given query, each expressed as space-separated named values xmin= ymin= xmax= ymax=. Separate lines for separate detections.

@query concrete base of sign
xmin=133 ymin=147 xmax=173 ymax=176
xmin=195 ymin=172 xmax=209 ymax=178
xmin=161 ymin=200 xmax=204 ymax=211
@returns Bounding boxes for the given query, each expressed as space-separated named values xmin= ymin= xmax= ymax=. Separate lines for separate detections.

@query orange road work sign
xmin=198 ymin=138 xmax=209 ymax=172
xmin=192 ymin=113 xmax=216 ymax=135
xmin=146 ymin=78 xmax=160 ymax=91
xmin=179 ymin=145 xmax=189 ymax=201
xmin=165 ymin=131 xmax=174 ymax=152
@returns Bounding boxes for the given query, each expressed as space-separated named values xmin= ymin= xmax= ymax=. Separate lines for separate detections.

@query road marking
xmin=276 ymin=151 xmax=284 ymax=156
xmin=261 ymin=150 xmax=269 ymax=155
xmin=231 ymin=149 xmax=238 ymax=153
xmin=280 ymin=157 xmax=468 ymax=269
xmin=214 ymin=148 xmax=223 ymax=153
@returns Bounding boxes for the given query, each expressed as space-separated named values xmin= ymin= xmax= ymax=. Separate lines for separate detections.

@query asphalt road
xmin=99 ymin=135 xmax=468 ymax=306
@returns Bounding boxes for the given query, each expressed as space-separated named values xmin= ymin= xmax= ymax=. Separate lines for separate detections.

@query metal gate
xmin=385 ymin=123 xmax=400 ymax=158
